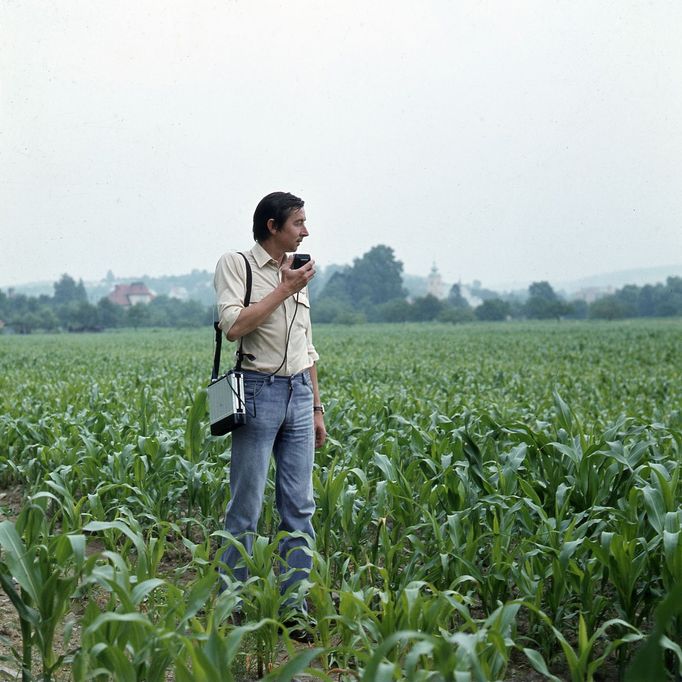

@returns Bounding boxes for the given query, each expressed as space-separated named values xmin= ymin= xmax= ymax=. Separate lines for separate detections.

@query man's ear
xmin=266 ymin=218 xmax=278 ymax=235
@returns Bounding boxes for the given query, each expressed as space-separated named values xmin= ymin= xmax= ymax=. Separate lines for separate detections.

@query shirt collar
xmin=251 ymin=241 xmax=282 ymax=268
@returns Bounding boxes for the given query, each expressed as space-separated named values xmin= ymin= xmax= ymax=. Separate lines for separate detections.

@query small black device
xmin=291 ymin=253 xmax=311 ymax=269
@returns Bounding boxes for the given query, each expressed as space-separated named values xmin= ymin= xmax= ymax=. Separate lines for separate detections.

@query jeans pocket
xmin=243 ymin=378 xmax=266 ymax=413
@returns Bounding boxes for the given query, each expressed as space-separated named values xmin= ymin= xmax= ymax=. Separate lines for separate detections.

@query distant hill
xmin=557 ymin=264 xmax=682 ymax=293
xmin=1 ymin=280 xmax=55 ymax=298
xmin=480 ymin=264 xmax=682 ymax=297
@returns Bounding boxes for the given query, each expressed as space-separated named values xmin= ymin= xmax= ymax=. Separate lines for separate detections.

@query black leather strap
xmin=212 ymin=252 xmax=252 ymax=380
xmin=241 ymin=252 xmax=252 ymax=307
xmin=211 ymin=320 xmax=222 ymax=381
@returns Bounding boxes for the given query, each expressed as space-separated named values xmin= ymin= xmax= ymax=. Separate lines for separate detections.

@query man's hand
xmin=314 ymin=412 xmax=327 ymax=449
xmin=280 ymin=257 xmax=315 ymax=296
xmin=226 ymin=257 xmax=315 ymax=341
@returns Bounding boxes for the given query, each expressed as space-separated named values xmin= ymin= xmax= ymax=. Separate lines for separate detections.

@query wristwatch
xmin=313 ymin=404 xmax=325 ymax=415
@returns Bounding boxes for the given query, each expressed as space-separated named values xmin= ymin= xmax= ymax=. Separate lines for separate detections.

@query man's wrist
xmin=276 ymin=281 xmax=297 ymax=299
xmin=313 ymin=404 xmax=325 ymax=415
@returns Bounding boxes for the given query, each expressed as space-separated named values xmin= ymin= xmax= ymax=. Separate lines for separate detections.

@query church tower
xmin=427 ymin=262 xmax=444 ymax=299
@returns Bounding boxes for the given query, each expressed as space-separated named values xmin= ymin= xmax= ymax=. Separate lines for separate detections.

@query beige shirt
xmin=214 ymin=242 xmax=319 ymax=376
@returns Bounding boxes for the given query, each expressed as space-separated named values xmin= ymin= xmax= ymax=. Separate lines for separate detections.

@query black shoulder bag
xmin=207 ymin=252 xmax=252 ymax=436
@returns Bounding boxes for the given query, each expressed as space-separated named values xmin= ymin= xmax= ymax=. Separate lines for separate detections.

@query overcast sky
xmin=2 ymin=1 xmax=681 ymax=290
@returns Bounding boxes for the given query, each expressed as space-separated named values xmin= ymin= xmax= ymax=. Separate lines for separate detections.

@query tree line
xmin=0 ymin=275 xmax=210 ymax=333
xmin=310 ymin=244 xmax=682 ymax=324
xmin=2 ymin=250 xmax=682 ymax=333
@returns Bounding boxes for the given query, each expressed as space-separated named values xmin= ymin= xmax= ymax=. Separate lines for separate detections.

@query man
xmin=214 ymin=191 xmax=326 ymax=609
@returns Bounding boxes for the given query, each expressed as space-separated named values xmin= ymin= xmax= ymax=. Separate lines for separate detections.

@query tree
xmin=657 ymin=276 xmax=682 ymax=316
xmin=589 ymin=296 xmax=630 ymax=320
xmin=447 ymin=283 xmax=470 ymax=310
xmin=375 ymin=298 xmax=412 ymax=323
xmin=475 ymin=299 xmax=510 ymax=321
xmin=68 ymin=301 xmax=99 ymax=331
xmin=316 ymin=245 xmax=407 ymax=314
xmin=409 ymin=294 xmax=444 ymax=322
xmin=318 ymin=268 xmax=352 ymax=304
xmin=10 ymin=310 xmax=43 ymax=334
xmin=40 ymin=308 xmax=60 ymax=331
xmin=638 ymin=284 xmax=657 ymax=317
xmin=147 ymin=296 xmax=176 ymax=327
xmin=1 ymin=294 xmax=56 ymax=333
xmin=176 ymin=300 xmax=210 ymax=327
xmin=347 ymin=245 xmax=406 ymax=307
xmin=565 ymin=300 xmax=588 ymax=320
xmin=312 ymin=299 xmax=360 ymax=324
xmin=439 ymin=307 xmax=475 ymax=324
xmin=528 ymin=281 xmax=557 ymax=301
xmin=53 ymin=274 xmax=87 ymax=305
xmin=97 ymin=298 xmax=124 ymax=328
xmin=525 ymin=281 xmax=570 ymax=320
xmin=334 ymin=309 xmax=366 ymax=325
xmin=127 ymin=304 xmax=151 ymax=329
xmin=56 ymin=301 xmax=80 ymax=328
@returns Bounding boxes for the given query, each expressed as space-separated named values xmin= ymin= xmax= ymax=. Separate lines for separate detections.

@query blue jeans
xmin=220 ymin=369 xmax=315 ymax=594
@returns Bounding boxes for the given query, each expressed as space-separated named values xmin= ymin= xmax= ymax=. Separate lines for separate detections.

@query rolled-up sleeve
xmin=214 ymin=252 xmax=247 ymax=336
xmin=306 ymin=317 xmax=320 ymax=365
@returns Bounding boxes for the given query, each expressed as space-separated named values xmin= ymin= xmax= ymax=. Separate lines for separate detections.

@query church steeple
xmin=427 ymin=262 xmax=444 ymax=299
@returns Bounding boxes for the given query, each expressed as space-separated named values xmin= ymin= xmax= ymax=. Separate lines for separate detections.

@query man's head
xmin=253 ymin=192 xmax=305 ymax=243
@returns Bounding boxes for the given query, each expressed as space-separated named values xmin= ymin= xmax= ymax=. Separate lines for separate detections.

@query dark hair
xmin=253 ymin=192 xmax=305 ymax=242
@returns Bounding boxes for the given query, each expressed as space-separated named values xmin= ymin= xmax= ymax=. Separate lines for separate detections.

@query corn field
xmin=0 ymin=320 xmax=681 ymax=681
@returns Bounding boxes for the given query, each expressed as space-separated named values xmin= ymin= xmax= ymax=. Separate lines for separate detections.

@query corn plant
xmin=0 ymin=519 xmax=86 ymax=681
xmin=1 ymin=321 xmax=681 ymax=679
xmin=522 ymin=607 xmax=643 ymax=682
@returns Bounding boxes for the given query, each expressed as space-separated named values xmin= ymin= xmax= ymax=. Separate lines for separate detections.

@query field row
xmin=0 ymin=321 xmax=680 ymax=680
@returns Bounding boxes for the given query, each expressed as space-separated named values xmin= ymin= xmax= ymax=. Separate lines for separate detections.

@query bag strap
xmin=239 ymin=251 xmax=253 ymax=307
xmin=235 ymin=252 xmax=252 ymax=370
xmin=212 ymin=252 xmax=252 ymax=380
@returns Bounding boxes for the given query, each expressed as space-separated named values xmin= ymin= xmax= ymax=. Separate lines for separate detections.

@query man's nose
xmin=301 ymin=225 xmax=309 ymax=236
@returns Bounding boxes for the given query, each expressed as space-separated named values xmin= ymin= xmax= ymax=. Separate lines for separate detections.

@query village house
xmin=107 ymin=282 xmax=155 ymax=307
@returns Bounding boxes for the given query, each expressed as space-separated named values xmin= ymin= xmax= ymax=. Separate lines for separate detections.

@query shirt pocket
xmin=294 ymin=291 xmax=311 ymax=328
xmin=296 ymin=290 xmax=310 ymax=311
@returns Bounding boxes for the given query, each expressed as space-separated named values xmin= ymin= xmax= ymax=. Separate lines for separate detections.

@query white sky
xmin=2 ymin=0 xmax=681 ymax=289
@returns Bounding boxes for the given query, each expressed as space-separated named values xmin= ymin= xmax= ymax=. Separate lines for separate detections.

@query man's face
xmin=273 ymin=208 xmax=308 ymax=253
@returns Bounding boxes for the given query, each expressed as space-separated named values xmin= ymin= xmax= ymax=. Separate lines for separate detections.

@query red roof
xmin=108 ymin=282 xmax=155 ymax=306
